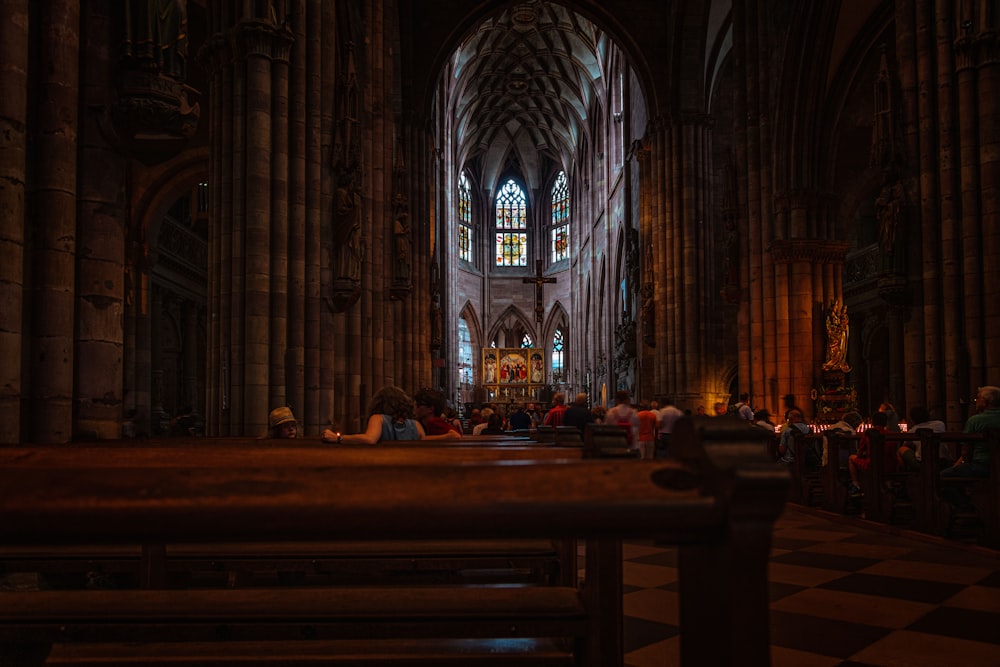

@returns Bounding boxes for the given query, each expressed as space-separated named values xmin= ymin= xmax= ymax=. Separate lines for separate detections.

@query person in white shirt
xmin=734 ymin=393 xmax=754 ymax=421
xmin=897 ymin=406 xmax=947 ymax=470
xmin=656 ymin=397 xmax=683 ymax=457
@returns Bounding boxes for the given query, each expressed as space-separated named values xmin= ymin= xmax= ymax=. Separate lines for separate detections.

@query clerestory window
xmin=550 ymin=171 xmax=569 ymax=262
xmin=458 ymin=171 xmax=473 ymax=263
xmin=494 ymin=179 xmax=527 ymax=266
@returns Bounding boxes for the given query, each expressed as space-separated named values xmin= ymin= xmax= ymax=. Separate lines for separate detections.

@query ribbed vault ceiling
xmin=449 ymin=2 xmax=608 ymax=191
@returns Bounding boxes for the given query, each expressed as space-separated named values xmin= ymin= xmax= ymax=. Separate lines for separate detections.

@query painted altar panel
xmin=482 ymin=348 xmax=546 ymax=402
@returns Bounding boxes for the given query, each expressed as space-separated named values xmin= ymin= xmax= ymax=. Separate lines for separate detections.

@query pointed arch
xmin=486 ymin=305 xmax=537 ymax=349
xmin=457 ymin=301 xmax=481 ymax=394
xmin=544 ymin=301 xmax=570 ymax=386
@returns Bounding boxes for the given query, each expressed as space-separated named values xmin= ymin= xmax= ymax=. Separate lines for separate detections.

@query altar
xmin=482 ymin=347 xmax=547 ymax=404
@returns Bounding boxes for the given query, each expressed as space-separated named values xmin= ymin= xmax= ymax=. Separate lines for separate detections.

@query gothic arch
xmin=458 ymin=301 xmax=483 ymax=350
xmin=486 ymin=305 xmax=538 ymax=348
xmin=544 ymin=302 xmax=570 ymax=384
xmin=132 ymin=149 xmax=210 ymax=252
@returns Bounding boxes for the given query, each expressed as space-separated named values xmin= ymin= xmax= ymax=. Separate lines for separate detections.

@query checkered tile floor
xmin=620 ymin=504 xmax=1000 ymax=667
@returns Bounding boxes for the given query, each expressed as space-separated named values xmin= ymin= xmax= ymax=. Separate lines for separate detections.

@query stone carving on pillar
xmin=719 ymin=163 xmax=740 ymax=304
xmin=328 ymin=42 xmax=363 ymax=313
xmin=112 ymin=0 xmax=201 ymax=163
xmin=870 ymin=44 xmax=908 ymax=279
xmin=430 ymin=262 xmax=443 ymax=351
xmin=641 ymin=244 xmax=655 ymax=347
xmin=614 ymin=312 xmax=637 ymax=392
xmin=875 ymin=179 xmax=907 ymax=275
xmin=390 ymin=141 xmax=413 ymax=300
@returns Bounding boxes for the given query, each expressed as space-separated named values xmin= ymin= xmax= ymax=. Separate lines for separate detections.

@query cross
xmin=523 ymin=259 xmax=556 ymax=323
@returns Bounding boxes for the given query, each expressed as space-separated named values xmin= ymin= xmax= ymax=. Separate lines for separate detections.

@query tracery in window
xmin=521 ymin=333 xmax=533 ymax=348
xmin=550 ymin=171 xmax=569 ymax=262
xmin=458 ymin=172 xmax=473 ymax=263
xmin=494 ymin=179 xmax=527 ymax=266
xmin=552 ymin=328 xmax=564 ymax=383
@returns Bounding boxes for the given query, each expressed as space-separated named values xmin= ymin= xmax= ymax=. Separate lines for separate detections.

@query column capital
xmin=769 ymin=239 xmax=850 ymax=265
xmin=233 ymin=20 xmax=295 ymax=63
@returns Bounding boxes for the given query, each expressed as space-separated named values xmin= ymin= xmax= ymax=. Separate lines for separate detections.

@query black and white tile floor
xmin=620 ymin=505 xmax=1000 ymax=667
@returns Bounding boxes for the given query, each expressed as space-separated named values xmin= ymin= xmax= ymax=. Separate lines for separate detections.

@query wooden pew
xmin=820 ymin=430 xmax=859 ymax=514
xmin=0 ymin=439 xmax=580 ymax=590
xmin=786 ymin=430 xmax=824 ymax=506
xmin=916 ymin=430 xmax=1000 ymax=548
xmin=855 ymin=431 xmax=921 ymax=525
xmin=0 ymin=419 xmax=787 ymax=667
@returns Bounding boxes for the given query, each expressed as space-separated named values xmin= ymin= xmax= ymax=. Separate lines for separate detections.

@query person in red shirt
xmin=542 ymin=392 xmax=568 ymax=427
xmin=636 ymin=401 xmax=659 ymax=459
xmin=413 ymin=387 xmax=462 ymax=440
xmin=847 ymin=410 xmax=888 ymax=496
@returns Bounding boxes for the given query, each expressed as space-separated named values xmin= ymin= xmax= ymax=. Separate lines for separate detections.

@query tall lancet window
xmin=458 ymin=317 xmax=473 ymax=387
xmin=551 ymin=328 xmax=564 ymax=383
xmin=551 ymin=171 xmax=569 ymax=262
xmin=495 ymin=179 xmax=527 ymax=266
xmin=458 ymin=172 xmax=473 ymax=263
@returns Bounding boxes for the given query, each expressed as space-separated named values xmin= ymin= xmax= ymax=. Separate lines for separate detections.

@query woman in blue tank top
xmin=322 ymin=385 xmax=426 ymax=444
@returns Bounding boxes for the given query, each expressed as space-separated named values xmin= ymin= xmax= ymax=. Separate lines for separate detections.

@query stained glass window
xmin=495 ymin=179 xmax=527 ymax=266
xmin=521 ymin=333 xmax=533 ymax=348
xmin=551 ymin=171 xmax=569 ymax=262
xmin=552 ymin=328 xmax=564 ymax=382
xmin=459 ymin=172 xmax=473 ymax=262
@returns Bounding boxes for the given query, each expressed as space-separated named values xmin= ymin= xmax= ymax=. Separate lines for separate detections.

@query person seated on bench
xmin=481 ymin=413 xmax=506 ymax=434
xmin=847 ymin=411 xmax=889 ymax=497
xmin=941 ymin=385 xmax=1000 ymax=480
xmin=266 ymin=406 xmax=299 ymax=439
xmin=897 ymin=405 xmax=946 ymax=471
xmin=414 ymin=387 xmax=462 ymax=439
xmin=323 ymin=385 xmax=426 ymax=443
xmin=823 ymin=410 xmax=863 ymax=468
xmin=777 ymin=409 xmax=811 ymax=464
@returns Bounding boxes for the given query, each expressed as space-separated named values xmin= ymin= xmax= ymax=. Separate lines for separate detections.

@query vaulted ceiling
xmin=447 ymin=2 xmax=611 ymax=193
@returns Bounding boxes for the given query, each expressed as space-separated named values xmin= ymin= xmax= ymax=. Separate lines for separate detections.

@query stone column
xmin=0 ymin=0 xmax=29 ymax=443
xmin=75 ymin=1 xmax=126 ymax=439
xmin=203 ymin=11 xmax=292 ymax=435
xmin=30 ymin=0 xmax=80 ymax=443
xmin=976 ymin=29 xmax=1000 ymax=376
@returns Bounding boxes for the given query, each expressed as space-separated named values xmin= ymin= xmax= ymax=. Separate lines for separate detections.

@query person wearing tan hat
xmin=267 ymin=406 xmax=298 ymax=439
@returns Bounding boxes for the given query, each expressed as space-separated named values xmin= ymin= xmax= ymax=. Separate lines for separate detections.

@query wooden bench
xmin=915 ymin=430 xmax=1000 ymax=548
xmin=0 ymin=439 xmax=581 ymax=590
xmin=0 ymin=419 xmax=788 ymax=666
xmin=786 ymin=430 xmax=824 ymax=506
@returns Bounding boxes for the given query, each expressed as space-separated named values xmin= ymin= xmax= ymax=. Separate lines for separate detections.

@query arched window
xmin=521 ymin=332 xmax=533 ymax=348
xmin=458 ymin=317 xmax=473 ymax=387
xmin=495 ymin=179 xmax=527 ymax=266
xmin=550 ymin=171 xmax=569 ymax=262
xmin=458 ymin=172 xmax=473 ymax=263
xmin=551 ymin=328 xmax=564 ymax=383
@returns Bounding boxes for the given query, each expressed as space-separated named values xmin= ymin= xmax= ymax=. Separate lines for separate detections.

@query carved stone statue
xmin=334 ymin=170 xmax=363 ymax=283
xmin=875 ymin=180 xmax=906 ymax=274
xmin=392 ymin=192 xmax=412 ymax=285
xmin=123 ymin=0 xmax=189 ymax=80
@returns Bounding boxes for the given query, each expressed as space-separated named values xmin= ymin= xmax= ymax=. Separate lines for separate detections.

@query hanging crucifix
xmin=523 ymin=259 xmax=556 ymax=324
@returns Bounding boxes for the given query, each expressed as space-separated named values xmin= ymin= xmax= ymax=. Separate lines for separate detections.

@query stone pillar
xmin=75 ymin=1 xmax=126 ymax=439
xmin=203 ymin=11 xmax=292 ymax=435
xmin=30 ymin=0 xmax=80 ymax=443
xmin=150 ymin=286 xmax=166 ymax=432
xmin=895 ymin=0 xmax=928 ymax=412
xmin=976 ymin=29 xmax=1000 ymax=377
xmin=0 ymin=0 xmax=29 ymax=443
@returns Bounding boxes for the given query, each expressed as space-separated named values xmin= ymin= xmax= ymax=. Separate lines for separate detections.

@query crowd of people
xmin=263 ymin=385 xmax=998 ymax=503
